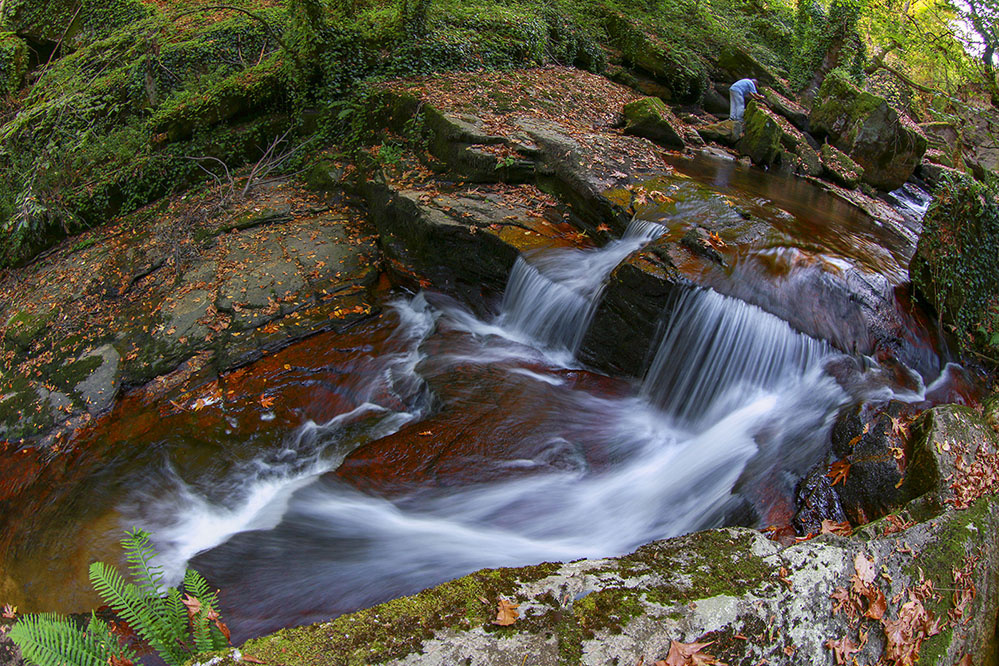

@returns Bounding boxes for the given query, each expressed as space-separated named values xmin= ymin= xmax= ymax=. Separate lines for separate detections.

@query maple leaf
xmin=824 ymin=635 xmax=861 ymax=665
xmin=864 ymin=587 xmax=887 ymax=620
xmin=108 ymin=656 xmax=134 ymax=666
xmin=259 ymin=394 xmax=276 ymax=409
xmin=821 ymin=520 xmax=852 ymax=536
xmin=657 ymin=640 xmax=724 ymax=666
xmin=1 ymin=604 xmax=15 ymax=619
xmin=493 ymin=598 xmax=519 ymax=626
xmin=827 ymin=459 xmax=851 ymax=486
xmin=181 ymin=593 xmax=202 ymax=621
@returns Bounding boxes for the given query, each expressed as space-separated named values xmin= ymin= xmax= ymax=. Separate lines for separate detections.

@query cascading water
xmin=642 ymin=288 xmax=834 ymax=426
xmin=496 ymin=218 xmax=664 ymax=358
xmin=117 ymin=217 xmax=855 ymax=642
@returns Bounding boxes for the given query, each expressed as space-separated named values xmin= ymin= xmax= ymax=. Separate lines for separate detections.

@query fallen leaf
xmin=824 ymin=635 xmax=861 ymax=665
xmin=827 ymin=459 xmax=851 ymax=486
xmin=1 ymin=604 xmax=15 ymax=619
xmin=493 ymin=598 xmax=519 ymax=626
xmin=955 ymin=655 xmax=973 ymax=666
xmin=259 ymin=394 xmax=276 ymax=409
xmin=852 ymin=553 xmax=876 ymax=589
xmin=418 ymin=430 xmax=432 ymax=436
xmin=109 ymin=656 xmax=134 ymax=666
xmin=241 ymin=656 xmax=267 ymax=664
xmin=864 ymin=587 xmax=887 ymax=621
xmin=821 ymin=520 xmax=852 ymax=537
xmin=659 ymin=640 xmax=724 ymax=666
xmin=181 ymin=593 xmax=202 ymax=620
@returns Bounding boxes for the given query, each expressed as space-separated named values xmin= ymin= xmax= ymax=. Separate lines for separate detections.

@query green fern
xmin=8 ymin=612 xmax=138 ymax=666
xmin=9 ymin=529 xmax=230 ymax=666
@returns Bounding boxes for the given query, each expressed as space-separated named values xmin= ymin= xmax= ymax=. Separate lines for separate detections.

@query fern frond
xmin=165 ymin=588 xmax=189 ymax=645
xmin=89 ymin=561 xmax=185 ymax=666
xmin=9 ymin=613 xmax=108 ymax=666
xmin=183 ymin=569 xmax=219 ymax=613
xmin=122 ymin=528 xmax=167 ymax=600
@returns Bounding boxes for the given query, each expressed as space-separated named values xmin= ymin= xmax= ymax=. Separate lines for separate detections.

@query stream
xmin=2 ymin=154 xmax=970 ymax=645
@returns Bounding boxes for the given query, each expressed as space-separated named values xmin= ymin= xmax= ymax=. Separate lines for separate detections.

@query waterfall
xmin=642 ymin=288 xmax=833 ymax=425
xmin=497 ymin=218 xmax=664 ymax=354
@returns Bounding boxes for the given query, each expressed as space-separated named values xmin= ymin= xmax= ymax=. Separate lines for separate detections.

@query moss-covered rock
xmin=820 ymin=142 xmax=863 ymax=189
xmin=738 ymin=101 xmax=820 ymax=175
xmin=603 ymin=11 xmax=708 ymax=104
xmin=2 ymin=307 xmax=55 ymax=351
xmin=810 ymin=70 xmax=927 ymax=190
xmin=909 ymin=175 xmax=999 ymax=361
xmin=621 ymin=97 xmax=688 ymax=148
xmin=0 ymin=32 xmax=27 ymax=96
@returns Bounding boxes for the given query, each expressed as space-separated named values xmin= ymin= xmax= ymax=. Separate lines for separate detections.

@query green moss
xmin=0 ymin=32 xmax=27 ymax=96
xmin=574 ymin=587 xmax=644 ymax=637
xmin=241 ymin=562 xmax=559 ymax=665
xmin=3 ymin=308 xmax=55 ymax=351
xmin=624 ymin=530 xmax=775 ymax=604
xmin=49 ymin=355 xmax=103 ymax=393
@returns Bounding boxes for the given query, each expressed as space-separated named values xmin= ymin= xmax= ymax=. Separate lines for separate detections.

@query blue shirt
xmin=730 ymin=79 xmax=758 ymax=96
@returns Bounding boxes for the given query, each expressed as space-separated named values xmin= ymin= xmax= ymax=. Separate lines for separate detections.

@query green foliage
xmin=8 ymin=528 xmax=229 ymax=666
xmin=0 ymin=32 xmax=27 ymax=96
xmin=9 ymin=612 xmax=137 ymax=666
xmin=911 ymin=175 xmax=999 ymax=362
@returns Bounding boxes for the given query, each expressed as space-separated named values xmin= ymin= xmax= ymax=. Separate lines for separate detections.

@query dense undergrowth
xmin=0 ymin=0 xmax=807 ymax=268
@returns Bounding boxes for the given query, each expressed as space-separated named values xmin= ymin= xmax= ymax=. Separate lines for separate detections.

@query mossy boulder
xmin=910 ymin=176 xmax=999 ymax=360
xmin=738 ymin=101 xmax=821 ymax=175
xmin=820 ymin=142 xmax=863 ymax=189
xmin=2 ymin=308 xmax=55 ymax=351
xmin=810 ymin=70 xmax=927 ymax=190
xmin=0 ymin=32 xmax=27 ymax=96
xmin=919 ymin=121 xmax=963 ymax=169
xmin=602 ymin=11 xmax=708 ymax=104
xmin=621 ymin=97 xmax=690 ymax=149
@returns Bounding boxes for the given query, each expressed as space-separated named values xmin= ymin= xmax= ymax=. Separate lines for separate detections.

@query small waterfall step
xmin=498 ymin=218 xmax=665 ymax=354
xmin=642 ymin=287 xmax=834 ymax=425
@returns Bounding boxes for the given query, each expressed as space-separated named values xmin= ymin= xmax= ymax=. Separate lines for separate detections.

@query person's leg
xmin=730 ymin=89 xmax=745 ymax=120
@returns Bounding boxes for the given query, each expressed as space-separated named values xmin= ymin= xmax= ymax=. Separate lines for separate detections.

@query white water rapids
xmin=123 ymin=218 xmax=872 ymax=640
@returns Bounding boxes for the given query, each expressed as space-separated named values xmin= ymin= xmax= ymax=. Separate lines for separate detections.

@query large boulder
xmin=621 ymin=97 xmax=703 ymax=149
xmin=738 ymin=101 xmax=821 ymax=176
xmin=810 ymin=70 xmax=927 ymax=191
xmin=910 ymin=176 xmax=999 ymax=359
xmin=712 ymin=44 xmax=788 ymax=96
xmin=602 ymin=11 xmax=708 ymax=103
